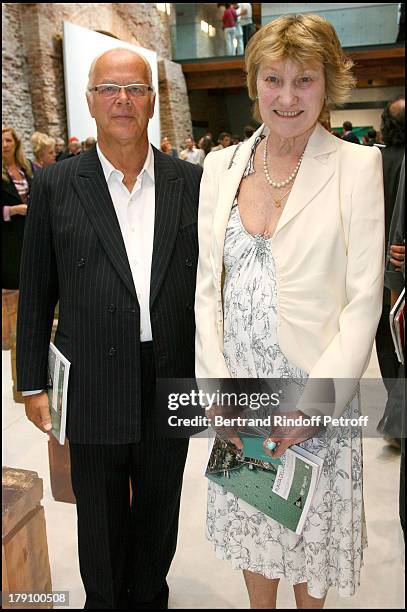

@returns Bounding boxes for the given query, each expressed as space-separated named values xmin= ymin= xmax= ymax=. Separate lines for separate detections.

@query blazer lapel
xmin=273 ymin=123 xmax=337 ymax=237
xmin=150 ymin=146 xmax=184 ymax=308
xmin=71 ymin=148 xmax=136 ymax=299
xmin=211 ymin=130 xmax=263 ymax=274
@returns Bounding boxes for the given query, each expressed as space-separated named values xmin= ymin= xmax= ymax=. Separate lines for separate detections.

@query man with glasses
xmin=17 ymin=48 xmax=202 ymax=609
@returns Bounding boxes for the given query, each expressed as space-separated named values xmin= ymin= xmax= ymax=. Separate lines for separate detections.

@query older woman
xmin=195 ymin=14 xmax=384 ymax=609
xmin=30 ymin=131 xmax=56 ymax=171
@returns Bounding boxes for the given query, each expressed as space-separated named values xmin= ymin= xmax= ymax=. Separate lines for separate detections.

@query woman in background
xmin=2 ymin=127 xmax=34 ymax=349
xmin=160 ymin=136 xmax=178 ymax=157
xmin=2 ymin=127 xmax=33 ymax=290
xmin=30 ymin=131 xmax=56 ymax=171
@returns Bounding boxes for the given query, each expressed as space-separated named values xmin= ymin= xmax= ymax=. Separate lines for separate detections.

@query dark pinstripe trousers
xmin=69 ymin=343 xmax=189 ymax=609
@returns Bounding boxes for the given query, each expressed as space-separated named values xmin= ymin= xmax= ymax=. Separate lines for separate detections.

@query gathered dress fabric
xmin=206 ymin=136 xmax=367 ymax=599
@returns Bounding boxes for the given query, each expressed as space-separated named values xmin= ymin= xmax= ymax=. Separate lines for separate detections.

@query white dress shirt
xmin=180 ymin=147 xmax=204 ymax=166
xmin=238 ymin=2 xmax=253 ymax=25
xmin=23 ymin=143 xmax=156 ymax=396
xmin=97 ymin=143 xmax=155 ymax=342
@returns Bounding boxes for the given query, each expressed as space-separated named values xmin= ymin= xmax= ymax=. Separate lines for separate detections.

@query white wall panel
xmin=63 ymin=21 xmax=160 ymax=147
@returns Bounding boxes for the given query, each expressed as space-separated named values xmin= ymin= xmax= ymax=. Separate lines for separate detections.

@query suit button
xmin=186 ymin=302 xmax=193 ymax=311
xmin=77 ymin=258 xmax=85 ymax=267
xmin=108 ymin=347 xmax=117 ymax=356
xmin=185 ymin=257 xmax=193 ymax=267
xmin=159 ymin=353 xmax=168 ymax=362
xmin=107 ymin=304 xmax=116 ymax=313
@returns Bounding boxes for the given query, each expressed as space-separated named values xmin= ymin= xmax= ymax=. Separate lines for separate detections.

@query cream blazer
xmin=195 ymin=123 xmax=385 ymax=417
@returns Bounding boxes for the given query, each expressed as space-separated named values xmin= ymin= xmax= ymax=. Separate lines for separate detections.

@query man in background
xmin=179 ymin=136 xmax=205 ymax=166
xmin=384 ymin=155 xmax=405 ymax=536
xmin=59 ymin=136 xmax=82 ymax=160
xmin=376 ymin=95 xmax=405 ymax=446
xmin=84 ymin=136 xmax=97 ymax=151
xmin=237 ymin=2 xmax=255 ymax=48
xmin=54 ymin=137 xmax=66 ymax=161
xmin=211 ymin=131 xmax=232 ymax=151
xmin=243 ymin=125 xmax=255 ymax=141
xmin=364 ymin=128 xmax=380 ymax=146
xmin=342 ymin=120 xmax=360 ymax=144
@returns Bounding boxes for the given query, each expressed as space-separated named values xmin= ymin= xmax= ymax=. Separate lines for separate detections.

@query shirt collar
xmin=96 ymin=142 xmax=155 ymax=185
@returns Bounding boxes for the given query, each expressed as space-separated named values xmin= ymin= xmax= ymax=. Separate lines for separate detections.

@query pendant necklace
xmin=272 ymin=187 xmax=292 ymax=208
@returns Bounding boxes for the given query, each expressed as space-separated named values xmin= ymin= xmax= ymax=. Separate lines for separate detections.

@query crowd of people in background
xmin=158 ymin=99 xmax=404 ymax=169
xmin=2 ymin=103 xmax=401 ymax=182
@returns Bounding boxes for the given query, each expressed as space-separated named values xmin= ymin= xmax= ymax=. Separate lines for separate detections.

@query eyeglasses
xmin=88 ymin=83 xmax=154 ymax=98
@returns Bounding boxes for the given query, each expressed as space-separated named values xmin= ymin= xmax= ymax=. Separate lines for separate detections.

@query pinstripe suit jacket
xmin=16 ymin=145 xmax=202 ymax=444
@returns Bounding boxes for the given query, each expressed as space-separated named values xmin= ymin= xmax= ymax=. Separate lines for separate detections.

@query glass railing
xmin=171 ymin=3 xmax=403 ymax=61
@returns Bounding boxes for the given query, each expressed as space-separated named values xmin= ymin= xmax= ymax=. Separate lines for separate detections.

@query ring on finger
xmin=265 ymin=439 xmax=278 ymax=451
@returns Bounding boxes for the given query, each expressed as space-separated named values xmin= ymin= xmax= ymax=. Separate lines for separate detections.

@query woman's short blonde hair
xmin=31 ymin=131 xmax=55 ymax=160
xmin=245 ymin=14 xmax=356 ymax=123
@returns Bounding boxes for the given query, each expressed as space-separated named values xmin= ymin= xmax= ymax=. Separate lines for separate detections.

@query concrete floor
xmin=2 ymin=347 xmax=405 ymax=609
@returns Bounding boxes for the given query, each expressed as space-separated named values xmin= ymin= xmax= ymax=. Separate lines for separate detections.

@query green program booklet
xmin=205 ymin=434 xmax=323 ymax=535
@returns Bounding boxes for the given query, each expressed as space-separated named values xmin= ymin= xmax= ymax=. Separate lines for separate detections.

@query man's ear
xmin=149 ymin=93 xmax=156 ymax=119
xmin=86 ymin=92 xmax=95 ymax=119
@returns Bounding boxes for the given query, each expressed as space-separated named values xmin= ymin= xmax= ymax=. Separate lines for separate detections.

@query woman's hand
xmin=207 ymin=405 xmax=243 ymax=450
xmin=10 ymin=204 xmax=28 ymax=216
xmin=263 ymin=410 xmax=322 ymax=459
xmin=389 ymin=244 xmax=405 ymax=270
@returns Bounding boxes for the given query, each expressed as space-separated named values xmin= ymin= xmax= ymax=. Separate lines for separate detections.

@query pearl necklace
xmin=263 ymin=134 xmax=304 ymax=189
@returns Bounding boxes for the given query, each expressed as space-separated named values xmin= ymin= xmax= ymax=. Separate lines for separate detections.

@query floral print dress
xmin=206 ymin=137 xmax=367 ymax=599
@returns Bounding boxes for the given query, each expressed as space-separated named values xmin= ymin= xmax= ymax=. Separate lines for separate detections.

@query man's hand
xmin=10 ymin=204 xmax=28 ymax=216
xmin=24 ymin=391 xmax=52 ymax=433
xmin=389 ymin=244 xmax=405 ymax=270
xmin=263 ymin=410 xmax=322 ymax=459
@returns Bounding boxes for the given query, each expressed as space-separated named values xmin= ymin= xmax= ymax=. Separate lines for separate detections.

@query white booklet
xmin=389 ymin=287 xmax=405 ymax=364
xmin=47 ymin=342 xmax=71 ymax=445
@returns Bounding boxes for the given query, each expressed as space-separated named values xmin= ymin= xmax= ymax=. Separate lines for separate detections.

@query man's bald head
xmin=87 ymin=48 xmax=153 ymax=90
xmin=381 ymin=95 xmax=405 ymax=147
xmin=389 ymin=97 xmax=405 ymax=117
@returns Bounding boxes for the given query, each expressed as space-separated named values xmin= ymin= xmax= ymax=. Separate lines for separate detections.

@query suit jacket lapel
xmin=71 ymin=147 xmax=136 ymax=299
xmin=150 ymin=146 xmax=184 ymax=308
xmin=274 ymin=123 xmax=337 ymax=237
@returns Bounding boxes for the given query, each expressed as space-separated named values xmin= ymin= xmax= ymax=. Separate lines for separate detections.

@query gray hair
xmin=87 ymin=47 xmax=153 ymax=91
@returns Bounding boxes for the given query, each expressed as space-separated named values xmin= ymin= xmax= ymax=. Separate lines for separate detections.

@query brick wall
xmin=2 ymin=3 xmax=192 ymax=152
xmin=158 ymin=59 xmax=193 ymax=151
xmin=2 ymin=3 xmax=36 ymax=153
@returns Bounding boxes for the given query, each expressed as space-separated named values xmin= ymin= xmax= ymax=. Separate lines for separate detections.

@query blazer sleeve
xmin=298 ymin=146 xmax=385 ymax=418
xmin=16 ymin=170 xmax=59 ymax=391
xmin=195 ymin=155 xmax=231 ymax=380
